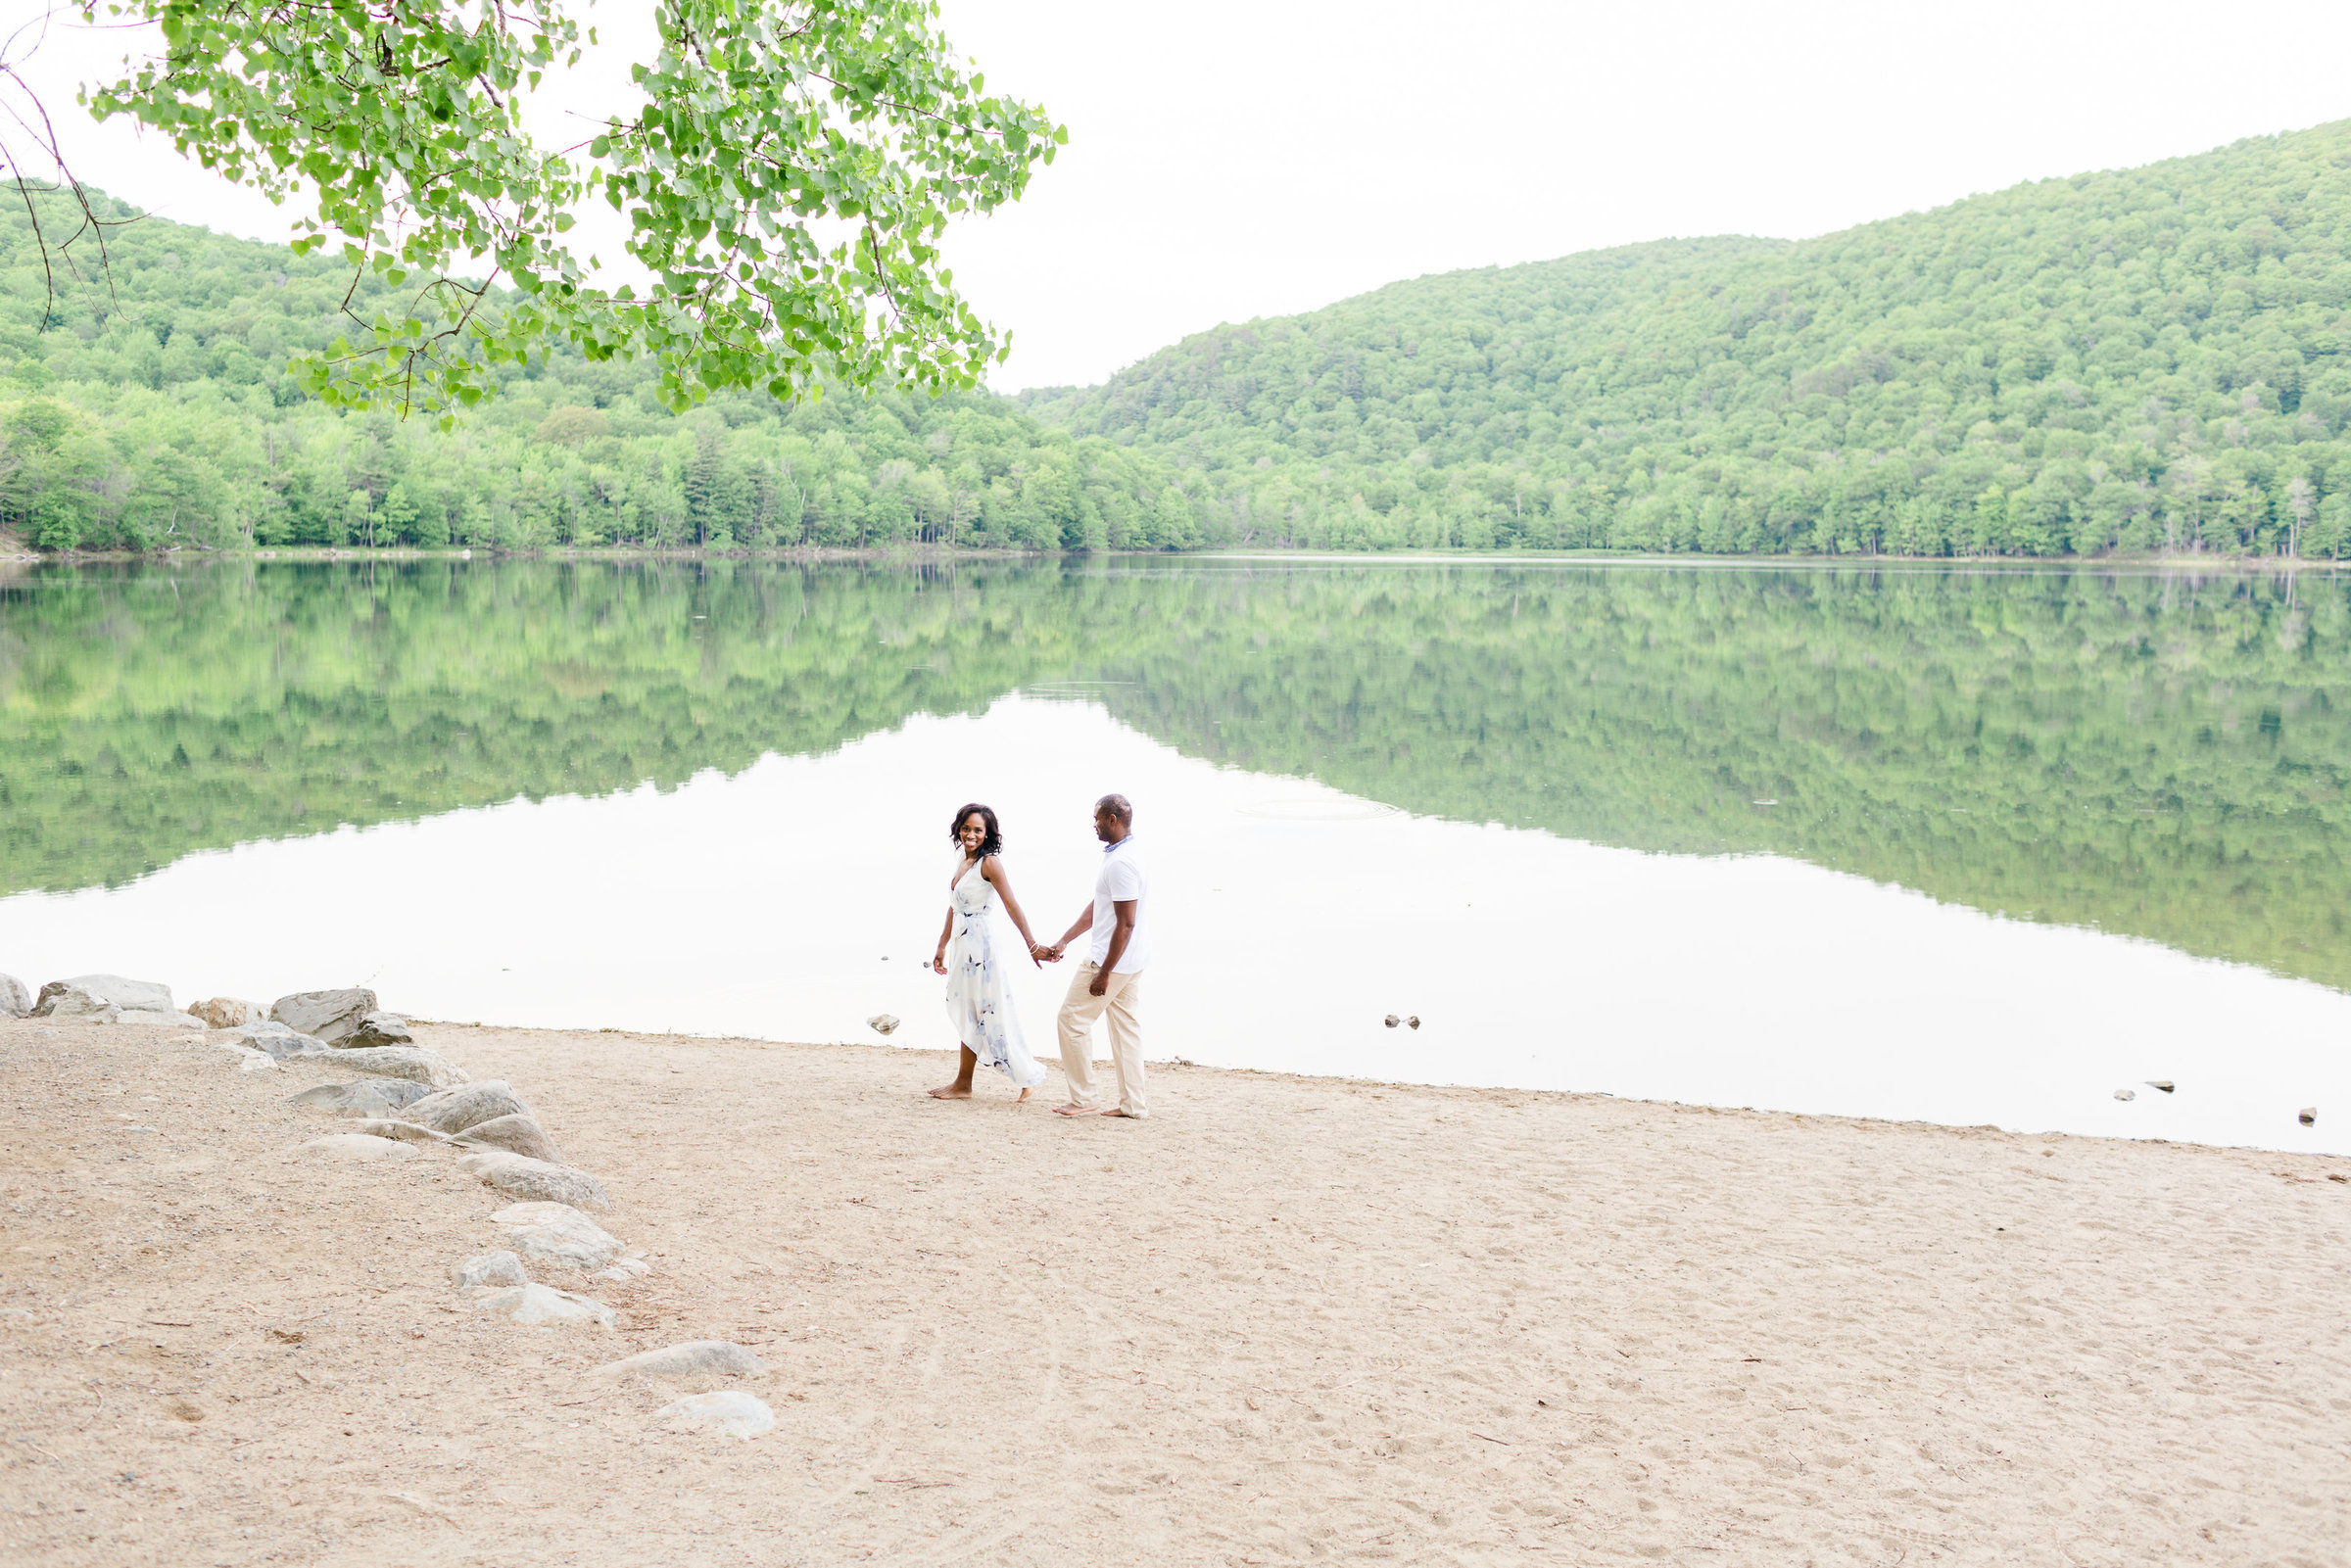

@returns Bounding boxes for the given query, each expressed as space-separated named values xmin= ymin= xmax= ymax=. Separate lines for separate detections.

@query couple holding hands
xmin=929 ymin=793 xmax=1149 ymax=1118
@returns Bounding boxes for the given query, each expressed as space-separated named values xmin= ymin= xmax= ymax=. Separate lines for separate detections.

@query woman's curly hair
xmin=949 ymin=802 xmax=1003 ymax=860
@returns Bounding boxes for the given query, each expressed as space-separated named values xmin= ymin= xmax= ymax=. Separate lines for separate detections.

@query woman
xmin=929 ymin=803 xmax=1049 ymax=1102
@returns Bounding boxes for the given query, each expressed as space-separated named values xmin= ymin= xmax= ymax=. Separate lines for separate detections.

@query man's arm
xmin=1046 ymin=903 xmax=1093 ymax=961
xmin=1087 ymin=899 xmax=1137 ymax=996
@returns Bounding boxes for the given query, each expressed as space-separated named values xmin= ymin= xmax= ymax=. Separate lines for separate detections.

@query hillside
xmin=0 ymin=191 xmax=1187 ymax=553
xmin=1024 ymin=120 xmax=2351 ymax=557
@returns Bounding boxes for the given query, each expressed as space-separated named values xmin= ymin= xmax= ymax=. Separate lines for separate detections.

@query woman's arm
xmin=982 ymin=856 xmax=1046 ymax=967
xmin=931 ymin=904 xmax=955 ymax=974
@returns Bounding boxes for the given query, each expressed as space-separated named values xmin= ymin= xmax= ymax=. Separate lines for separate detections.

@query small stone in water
xmin=2299 ymin=1107 xmax=2318 ymax=1125
xmin=2146 ymin=1080 xmax=2175 ymax=1093
xmin=1407 ymin=1016 xmax=1420 ymax=1029
xmin=2114 ymin=1088 xmax=2135 ymax=1102
xmin=868 ymin=1014 xmax=900 ymax=1036
xmin=1384 ymin=1015 xmax=1399 ymax=1028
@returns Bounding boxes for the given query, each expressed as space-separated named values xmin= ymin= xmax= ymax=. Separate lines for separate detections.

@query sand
xmin=2 ymin=1014 xmax=2346 ymax=1567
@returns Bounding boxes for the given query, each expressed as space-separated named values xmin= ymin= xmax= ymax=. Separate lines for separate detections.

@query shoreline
xmin=5 ymin=1012 xmax=2346 ymax=1563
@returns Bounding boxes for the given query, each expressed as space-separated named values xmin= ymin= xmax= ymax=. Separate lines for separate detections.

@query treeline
xmin=1024 ymin=120 xmax=2351 ymax=558
xmin=6 ymin=559 xmax=2346 ymax=988
xmin=0 ymin=190 xmax=1197 ymax=553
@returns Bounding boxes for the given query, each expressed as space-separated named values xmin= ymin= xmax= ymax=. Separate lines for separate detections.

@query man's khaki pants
xmin=1056 ymin=962 xmax=1145 ymax=1117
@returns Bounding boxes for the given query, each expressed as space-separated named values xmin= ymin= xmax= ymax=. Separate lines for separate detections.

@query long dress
xmin=943 ymin=856 xmax=1045 ymax=1089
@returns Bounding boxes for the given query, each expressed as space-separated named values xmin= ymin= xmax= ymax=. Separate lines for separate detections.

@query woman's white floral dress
xmin=944 ymin=856 xmax=1045 ymax=1089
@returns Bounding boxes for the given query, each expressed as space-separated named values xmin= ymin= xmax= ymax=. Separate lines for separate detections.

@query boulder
xmin=347 ymin=1118 xmax=456 ymax=1149
xmin=296 ymin=1133 xmax=419 ymax=1163
xmin=0 ymin=974 xmax=30 ymax=1018
xmin=323 ymin=1046 xmax=468 ymax=1089
xmin=454 ymin=1113 xmax=563 ymax=1164
xmin=451 ymin=1250 xmax=527 ymax=1291
xmin=458 ymin=1151 xmax=608 ymax=1210
xmin=269 ymin=987 xmax=378 ymax=1045
xmin=192 ymin=997 xmax=268 ymax=1029
xmin=491 ymin=1202 xmax=624 ymax=1269
xmin=345 ymin=1012 xmax=413 ymax=1048
xmin=35 ymin=974 xmax=175 ymax=1018
xmin=217 ymin=1022 xmax=331 ymax=1061
xmin=588 ymin=1341 xmax=766 ymax=1385
xmin=406 ymin=1081 xmax=533 ymax=1135
xmin=654 ymin=1391 xmax=774 ymax=1439
xmin=470 ymin=1282 xmax=613 ymax=1328
xmin=287 ymin=1079 xmax=434 ymax=1118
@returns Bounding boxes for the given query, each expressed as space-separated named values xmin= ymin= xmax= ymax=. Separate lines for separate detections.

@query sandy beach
xmin=2 ymin=1014 xmax=2347 ymax=1566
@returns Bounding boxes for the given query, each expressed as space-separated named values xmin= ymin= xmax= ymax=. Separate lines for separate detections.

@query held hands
xmin=1029 ymin=940 xmax=1064 ymax=965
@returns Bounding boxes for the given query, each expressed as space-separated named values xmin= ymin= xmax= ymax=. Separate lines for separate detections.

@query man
xmin=1037 ymin=794 xmax=1149 ymax=1119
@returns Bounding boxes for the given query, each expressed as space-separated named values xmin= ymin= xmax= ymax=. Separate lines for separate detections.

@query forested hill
xmin=1023 ymin=120 xmax=2351 ymax=557
xmin=0 ymin=192 xmax=1191 ymax=553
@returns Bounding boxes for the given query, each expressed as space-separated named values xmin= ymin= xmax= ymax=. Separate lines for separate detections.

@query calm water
xmin=4 ymin=557 xmax=2346 ymax=1152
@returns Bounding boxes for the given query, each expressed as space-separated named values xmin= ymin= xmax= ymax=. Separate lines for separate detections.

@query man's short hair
xmin=1095 ymin=793 xmax=1133 ymax=824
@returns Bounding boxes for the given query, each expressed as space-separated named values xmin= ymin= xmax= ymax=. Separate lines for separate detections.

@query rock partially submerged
xmin=0 ymin=974 xmax=30 ymax=1018
xmin=491 ymin=1202 xmax=624 ymax=1269
xmin=459 ymin=1151 xmax=608 ymax=1209
xmin=297 ymin=1133 xmax=419 ymax=1163
xmin=287 ymin=1079 xmax=435 ymax=1118
xmin=454 ymin=1113 xmax=564 ymax=1164
xmin=471 ymin=1283 xmax=613 ymax=1328
xmin=451 ymin=1250 xmax=527 ymax=1290
xmin=654 ymin=1391 xmax=774 ymax=1439
xmin=406 ymin=1081 xmax=532 ymax=1135
xmin=191 ymin=997 xmax=268 ymax=1029
xmin=588 ymin=1340 xmax=766 ymax=1385
xmin=324 ymin=1046 xmax=468 ymax=1089
xmin=345 ymin=1011 xmax=414 ymax=1048
xmin=270 ymin=987 xmax=377 ymax=1045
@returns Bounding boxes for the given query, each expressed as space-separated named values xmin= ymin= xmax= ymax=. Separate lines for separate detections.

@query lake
xmin=4 ymin=556 xmax=2346 ymax=1153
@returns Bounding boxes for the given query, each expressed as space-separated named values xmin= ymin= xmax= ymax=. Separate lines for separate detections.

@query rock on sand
xmin=297 ymin=1133 xmax=419 ymax=1163
xmin=459 ymin=1151 xmax=608 ymax=1209
xmin=454 ymin=1113 xmax=564 ymax=1164
xmin=33 ymin=974 xmax=203 ymax=1028
xmin=589 ymin=1341 xmax=766 ymax=1386
xmin=405 ymin=1081 xmax=533 ymax=1135
xmin=323 ymin=1046 xmax=468 ymax=1089
xmin=470 ymin=1283 xmax=614 ymax=1328
xmin=192 ymin=997 xmax=268 ymax=1029
xmin=451 ymin=1251 xmax=528 ymax=1290
xmin=0 ymin=974 xmax=31 ymax=1018
xmin=270 ymin=988 xmax=378 ymax=1045
xmin=491 ymin=1202 xmax=624 ymax=1269
xmin=216 ymin=1022 xmax=331 ymax=1061
xmin=654 ymin=1391 xmax=775 ymax=1439
xmin=287 ymin=1080 xmax=435 ymax=1118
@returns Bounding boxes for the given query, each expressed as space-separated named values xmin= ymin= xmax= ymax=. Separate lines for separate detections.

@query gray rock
xmin=594 ymin=1251 xmax=652 ymax=1283
xmin=2300 ymin=1107 xmax=2318 ymax=1125
xmin=211 ymin=1043 xmax=280 ymax=1073
xmin=346 ymin=1118 xmax=456 ymax=1149
xmin=270 ymin=987 xmax=378 ymax=1045
xmin=2114 ymin=1088 xmax=2136 ymax=1102
xmin=458 ymin=1151 xmax=608 ymax=1210
xmin=653 ymin=1391 xmax=774 ymax=1438
xmin=867 ymin=1013 xmax=900 ymax=1036
xmin=345 ymin=1011 xmax=413 ymax=1048
xmin=451 ymin=1250 xmax=527 ymax=1290
xmin=297 ymin=1133 xmax=419 ymax=1163
xmin=192 ymin=997 xmax=268 ymax=1029
xmin=491 ymin=1202 xmax=624 ymax=1269
xmin=35 ymin=974 xmax=175 ymax=1018
xmin=589 ymin=1340 xmax=767 ymax=1385
xmin=219 ymin=1022 xmax=332 ymax=1060
xmin=405 ymin=1081 xmax=533 ymax=1135
xmin=454 ymin=1113 xmax=563 ymax=1164
xmin=470 ymin=1283 xmax=613 ymax=1328
xmin=95 ymin=1006 xmax=208 ymax=1027
xmin=0 ymin=974 xmax=30 ymax=1018
xmin=286 ymin=1079 xmax=434 ymax=1117
xmin=323 ymin=1046 xmax=468 ymax=1089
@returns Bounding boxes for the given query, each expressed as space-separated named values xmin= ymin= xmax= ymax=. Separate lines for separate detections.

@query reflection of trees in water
xmin=5 ymin=560 xmax=2346 ymax=990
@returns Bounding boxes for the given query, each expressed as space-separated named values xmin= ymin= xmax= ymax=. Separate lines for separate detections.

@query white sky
xmin=5 ymin=0 xmax=2349 ymax=391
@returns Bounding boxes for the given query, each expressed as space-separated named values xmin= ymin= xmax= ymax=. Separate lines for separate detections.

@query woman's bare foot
xmin=928 ymin=1082 xmax=973 ymax=1100
xmin=1017 ymin=1087 xmax=1033 ymax=1103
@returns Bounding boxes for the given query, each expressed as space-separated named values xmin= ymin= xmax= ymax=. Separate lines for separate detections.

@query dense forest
xmin=6 ymin=559 xmax=2344 ymax=989
xmin=1024 ymin=119 xmax=2351 ymax=557
xmin=0 ymin=191 xmax=1193 ymax=554
xmin=7 ymin=120 xmax=2351 ymax=557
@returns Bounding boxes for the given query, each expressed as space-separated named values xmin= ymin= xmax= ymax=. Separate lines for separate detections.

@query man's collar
xmin=1102 ymin=834 xmax=1132 ymax=852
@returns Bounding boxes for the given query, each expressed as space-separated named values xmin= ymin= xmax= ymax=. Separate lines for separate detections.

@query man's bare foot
xmin=1052 ymin=1103 xmax=1094 ymax=1117
xmin=1102 ymin=1108 xmax=1138 ymax=1117
xmin=927 ymin=1083 xmax=974 ymax=1100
